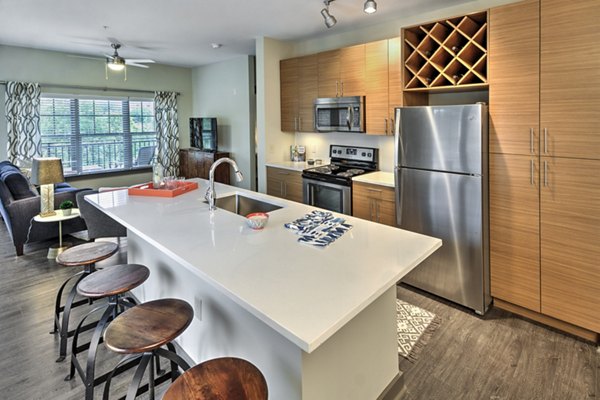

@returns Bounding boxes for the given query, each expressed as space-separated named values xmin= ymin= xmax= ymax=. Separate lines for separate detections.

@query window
xmin=40 ymin=95 xmax=156 ymax=176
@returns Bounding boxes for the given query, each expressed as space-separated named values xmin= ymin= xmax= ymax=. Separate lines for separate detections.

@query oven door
xmin=303 ymin=178 xmax=351 ymax=215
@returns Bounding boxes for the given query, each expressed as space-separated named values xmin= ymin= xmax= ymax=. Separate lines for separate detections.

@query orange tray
xmin=128 ymin=181 xmax=199 ymax=197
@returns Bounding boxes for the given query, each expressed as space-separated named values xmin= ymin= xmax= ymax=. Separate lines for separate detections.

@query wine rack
xmin=402 ymin=11 xmax=488 ymax=91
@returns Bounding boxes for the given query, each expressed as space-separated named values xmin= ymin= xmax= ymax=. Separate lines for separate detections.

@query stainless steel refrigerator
xmin=394 ymin=104 xmax=491 ymax=315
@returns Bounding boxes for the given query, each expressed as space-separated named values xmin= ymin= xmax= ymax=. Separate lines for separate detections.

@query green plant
xmin=59 ymin=200 xmax=74 ymax=210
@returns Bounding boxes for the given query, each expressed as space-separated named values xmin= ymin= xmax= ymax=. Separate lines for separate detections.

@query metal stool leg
xmin=65 ymin=303 xmax=107 ymax=381
xmin=126 ymin=353 xmax=152 ymax=400
xmin=51 ymin=270 xmax=83 ymax=334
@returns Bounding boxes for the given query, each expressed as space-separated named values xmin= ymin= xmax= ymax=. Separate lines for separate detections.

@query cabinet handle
xmin=543 ymin=160 xmax=548 ymax=187
xmin=385 ymin=118 xmax=388 ymax=134
xmin=336 ymin=81 xmax=339 ymax=97
xmin=366 ymin=188 xmax=382 ymax=193
xmin=376 ymin=201 xmax=380 ymax=222
xmin=530 ymin=128 xmax=534 ymax=154
xmin=391 ymin=118 xmax=395 ymax=135
xmin=341 ymin=81 xmax=344 ymax=97
xmin=544 ymin=128 xmax=548 ymax=154
xmin=530 ymin=159 xmax=534 ymax=185
xmin=294 ymin=117 xmax=298 ymax=131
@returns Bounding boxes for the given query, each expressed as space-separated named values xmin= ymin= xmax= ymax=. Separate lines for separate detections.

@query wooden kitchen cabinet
xmin=280 ymin=58 xmax=299 ymax=132
xmin=280 ymin=54 xmax=318 ymax=132
xmin=266 ymin=167 xmax=303 ymax=203
xmin=540 ymin=0 xmax=600 ymax=160
xmin=318 ymin=44 xmax=365 ymax=98
xmin=489 ymin=153 xmax=540 ymax=312
xmin=489 ymin=0 xmax=539 ymax=155
xmin=179 ymin=149 xmax=230 ymax=184
xmin=540 ymin=157 xmax=600 ymax=332
xmin=352 ymin=182 xmax=396 ymax=227
xmin=366 ymin=40 xmax=390 ymax=135
xmin=489 ymin=0 xmax=600 ymax=337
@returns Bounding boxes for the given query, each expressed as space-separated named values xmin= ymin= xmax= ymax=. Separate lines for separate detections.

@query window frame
xmin=39 ymin=93 xmax=156 ymax=177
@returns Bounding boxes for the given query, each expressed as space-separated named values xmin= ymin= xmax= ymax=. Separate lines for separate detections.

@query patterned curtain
xmin=5 ymin=81 xmax=42 ymax=163
xmin=154 ymin=91 xmax=179 ymax=176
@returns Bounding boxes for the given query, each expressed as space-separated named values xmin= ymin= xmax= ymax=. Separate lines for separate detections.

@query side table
xmin=34 ymin=208 xmax=81 ymax=259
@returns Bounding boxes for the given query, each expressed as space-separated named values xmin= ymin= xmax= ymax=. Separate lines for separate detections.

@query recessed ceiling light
xmin=211 ymin=43 xmax=222 ymax=49
xmin=363 ymin=0 xmax=377 ymax=14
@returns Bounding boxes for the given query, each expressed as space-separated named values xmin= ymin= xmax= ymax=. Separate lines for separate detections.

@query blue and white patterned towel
xmin=284 ymin=210 xmax=352 ymax=247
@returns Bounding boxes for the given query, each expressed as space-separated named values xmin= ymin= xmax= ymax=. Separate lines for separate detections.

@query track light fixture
xmin=363 ymin=0 xmax=377 ymax=14
xmin=321 ymin=0 xmax=337 ymax=29
xmin=320 ymin=0 xmax=377 ymax=29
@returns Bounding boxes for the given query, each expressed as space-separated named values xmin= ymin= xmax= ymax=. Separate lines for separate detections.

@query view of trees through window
xmin=40 ymin=96 xmax=156 ymax=176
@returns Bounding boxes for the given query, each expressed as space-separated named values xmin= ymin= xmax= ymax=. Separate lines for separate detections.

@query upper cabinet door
xmin=489 ymin=0 xmax=539 ymax=155
xmin=318 ymin=49 xmax=341 ymax=98
xmin=280 ymin=58 xmax=299 ymax=132
xmin=540 ymin=0 xmax=600 ymax=159
xmin=366 ymin=40 xmax=389 ymax=135
xmin=340 ymin=44 xmax=366 ymax=97
xmin=298 ymin=54 xmax=318 ymax=132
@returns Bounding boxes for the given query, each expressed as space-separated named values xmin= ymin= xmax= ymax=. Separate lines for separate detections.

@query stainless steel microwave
xmin=314 ymin=96 xmax=365 ymax=133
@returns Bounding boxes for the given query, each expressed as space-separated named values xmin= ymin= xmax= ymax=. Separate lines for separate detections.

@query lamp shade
xmin=31 ymin=157 xmax=65 ymax=185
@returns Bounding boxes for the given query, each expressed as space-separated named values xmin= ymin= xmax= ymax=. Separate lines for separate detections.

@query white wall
xmin=191 ymin=56 xmax=256 ymax=190
xmin=0 ymin=44 xmax=193 ymax=188
xmin=255 ymin=37 xmax=297 ymax=193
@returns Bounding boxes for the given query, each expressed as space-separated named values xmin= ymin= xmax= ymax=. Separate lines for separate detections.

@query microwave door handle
xmin=346 ymin=106 xmax=352 ymax=130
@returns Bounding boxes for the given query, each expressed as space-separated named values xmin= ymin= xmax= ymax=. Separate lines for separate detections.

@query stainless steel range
xmin=302 ymin=145 xmax=378 ymax=215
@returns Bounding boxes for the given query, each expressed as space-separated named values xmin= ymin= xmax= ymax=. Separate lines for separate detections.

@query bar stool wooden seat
xmin=162 ymin=357 xmax=268 ymax=400
xmin=103 ymin=298 xmax=194 ymax=400
xmin=53 ymin=241 xmax=119 ymax=362
xmin=65 ymin=264 xmax=150 ymax=400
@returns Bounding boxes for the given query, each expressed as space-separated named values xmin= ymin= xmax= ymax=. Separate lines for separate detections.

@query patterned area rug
xmin=397 ymin=299 xmax=441 ymax=362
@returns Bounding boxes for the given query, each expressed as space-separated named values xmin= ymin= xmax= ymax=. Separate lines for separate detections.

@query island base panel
xmin=127 ymin=231 xmax=402 ymax=399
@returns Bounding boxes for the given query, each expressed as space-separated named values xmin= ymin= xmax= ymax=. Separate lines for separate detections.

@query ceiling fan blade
xmin=126 ymin=59 xmax=155 ymax=64
xmin=104 ymin=54 xmax=115 ymax=60
xmin=126 ymin=63 xmax=150 ymax=69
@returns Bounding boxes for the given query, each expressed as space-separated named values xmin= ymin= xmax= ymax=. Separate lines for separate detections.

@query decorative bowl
xmin=246 ymin=212 xmax=269 ymax=230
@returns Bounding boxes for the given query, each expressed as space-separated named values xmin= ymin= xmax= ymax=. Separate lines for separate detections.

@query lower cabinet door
xmin=490 ymin=153 xmax=541 ymax=312
xmin=541 ymin=157 xmax=600 ymax=332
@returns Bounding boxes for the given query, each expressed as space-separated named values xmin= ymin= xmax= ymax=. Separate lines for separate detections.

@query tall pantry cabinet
xmin=489 ymin=0 xmax=600 ymax=336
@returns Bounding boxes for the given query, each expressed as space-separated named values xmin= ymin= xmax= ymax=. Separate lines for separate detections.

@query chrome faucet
xmin=205 ymin=157 xmax=244 ymax=211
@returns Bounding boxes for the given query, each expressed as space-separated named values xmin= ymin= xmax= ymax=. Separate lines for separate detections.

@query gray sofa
xmin=0 ymin=161 xmax=87 ymax=256
xmin=76 ymin=189 xmax=126 ymax=240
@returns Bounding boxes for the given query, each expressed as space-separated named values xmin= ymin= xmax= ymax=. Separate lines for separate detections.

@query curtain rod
xmin=0 ymin=81 xmax=180 ymax=96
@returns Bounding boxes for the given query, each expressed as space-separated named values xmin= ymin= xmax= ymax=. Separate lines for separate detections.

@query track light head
xmin=363 ymin=0 xmax=377 ymax=14
xmin=321 ymin=0 xmax=337 ymax=28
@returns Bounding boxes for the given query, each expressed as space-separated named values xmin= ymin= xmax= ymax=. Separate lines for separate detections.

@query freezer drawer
xmin=395 ymin=167 xmax=489 ymax=314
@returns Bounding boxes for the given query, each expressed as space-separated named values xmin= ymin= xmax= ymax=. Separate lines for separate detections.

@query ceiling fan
xmin=105 ymin=43 xmax=155 ymax=71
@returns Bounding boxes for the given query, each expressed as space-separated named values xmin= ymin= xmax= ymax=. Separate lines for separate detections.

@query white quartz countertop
xmin=265 ymin=161 xmax=309 ymax=172
xmin=352 ymin=171 xmax=395 ymax=188
xmin=86 ymin=180 xmax=440 ymax=353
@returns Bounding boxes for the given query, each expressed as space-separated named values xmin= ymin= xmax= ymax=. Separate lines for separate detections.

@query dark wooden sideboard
xmin=179 ymin=148 xmax=230 ymax=184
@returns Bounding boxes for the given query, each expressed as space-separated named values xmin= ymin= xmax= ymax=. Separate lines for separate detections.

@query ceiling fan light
xmin=321 ymin=7 xmax=337 ymax=28
xmin=363 ymin=0 xmax=377 ymax=14
xmin=107 ymin=58 xmax=125 ymax=71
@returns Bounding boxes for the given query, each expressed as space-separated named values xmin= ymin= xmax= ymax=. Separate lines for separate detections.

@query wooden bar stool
xmin=53 ymin=241 xmax=119 ymax=362
xmin=102 ymin=298 xmax=194 ymax=400
xmin=162 ymin=357 xmax=268 ymax=400
xmin=65 ymin=264 xmax=150 ymax=400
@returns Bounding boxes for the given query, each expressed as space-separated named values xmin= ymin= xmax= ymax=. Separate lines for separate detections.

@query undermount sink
xmin=211 ymin=194 xmax=282 ymax=216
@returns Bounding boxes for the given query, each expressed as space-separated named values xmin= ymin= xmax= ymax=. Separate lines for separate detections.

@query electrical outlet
xmin=194 ymin=297 xmax=202 ymax=321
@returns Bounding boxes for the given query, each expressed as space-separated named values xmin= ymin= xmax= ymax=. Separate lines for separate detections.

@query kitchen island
xmin=86 ymin=180 xmax=441 ymax=399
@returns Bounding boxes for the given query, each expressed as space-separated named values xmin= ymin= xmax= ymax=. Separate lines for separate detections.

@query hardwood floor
xmin=0 ymin=222 xmax=597 ymax=399
xmin=397 ymin=284 xmax=599 ymax=400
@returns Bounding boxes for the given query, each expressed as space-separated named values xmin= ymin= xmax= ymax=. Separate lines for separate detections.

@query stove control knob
xmin=361 ymin=152 xmax=365 ymax=156
xmin=368 ymin=153 xmax=372 ymax=157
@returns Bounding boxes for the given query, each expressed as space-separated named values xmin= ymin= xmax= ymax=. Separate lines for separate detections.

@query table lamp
xmin=31 ymin=157 xmax=64 ymax=217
